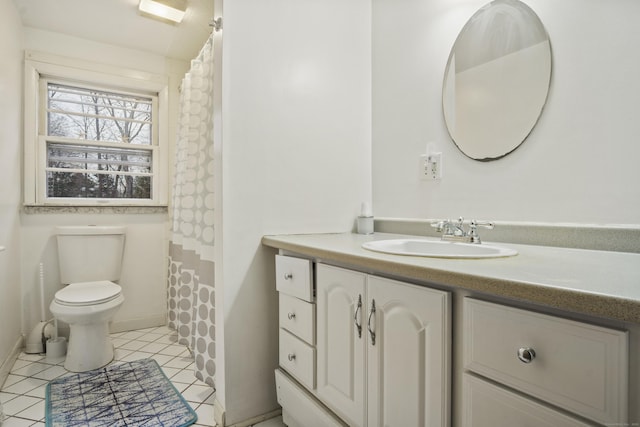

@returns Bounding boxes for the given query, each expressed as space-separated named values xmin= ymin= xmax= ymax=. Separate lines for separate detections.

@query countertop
xmin=262 ymin=232 xmax=640 ymax=324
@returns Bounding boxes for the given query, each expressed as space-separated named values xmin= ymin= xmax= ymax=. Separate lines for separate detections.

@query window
xmin=24 ymin=52 xmax=169 ymax=206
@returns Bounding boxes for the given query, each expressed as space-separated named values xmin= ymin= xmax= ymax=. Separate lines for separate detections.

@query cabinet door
xmin=316 ymin=264 xmax=367 ymax=427
xmin=367 ymin=276 xmax=451 ymax=427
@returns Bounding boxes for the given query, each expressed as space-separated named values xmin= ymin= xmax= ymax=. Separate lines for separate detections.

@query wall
xmin=20 ymin=212 xmax=170 ymax=334
xmin=19 ymin=29 xmax=189 ymax=336
xmin=0 ymin=0 xmax=25 ymax=384
xmin=372 ymin=0 xmax=640 ymax=225
xmin=215 ymin=0 xmax=372 ymax=424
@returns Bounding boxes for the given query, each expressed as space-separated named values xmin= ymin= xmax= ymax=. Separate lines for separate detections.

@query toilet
xmin=50 ymin=225 xmax=126 ymax=372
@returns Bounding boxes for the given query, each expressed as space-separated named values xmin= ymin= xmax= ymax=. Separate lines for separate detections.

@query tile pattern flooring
xmin=0 ymin=326 xmax=284 ymax=427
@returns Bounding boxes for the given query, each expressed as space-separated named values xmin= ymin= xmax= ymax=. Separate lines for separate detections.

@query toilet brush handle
xmin=39 ymin=263 xmax=46 ymax=321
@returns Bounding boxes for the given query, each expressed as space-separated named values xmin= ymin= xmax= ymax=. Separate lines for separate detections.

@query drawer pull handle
xmin=287 ymin=312 xmax=296 ymax=320
xmin=354 ymin=294 xmax=363 ymax=339
xmin=368 ymin=299 xmax=376 ymax=346
xmin=517 ymin=347 xmax=536 ymax=364
xmin=284 ymin=273 xmax=293 ymax=280
xmin=287 ymin=353 xmax=296 ymax=361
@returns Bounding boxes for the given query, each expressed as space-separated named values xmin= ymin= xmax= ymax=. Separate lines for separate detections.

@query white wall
xmin=372 ymin=0 xmax=640 ymax=225
xmin=216 ymin=0 xmax=372 ymax=423
xmin=19 ymin=29 xmax=189 ymax=335
xmin=0 ymin=0 xmax=25 ymax=378
xmin=20 ymin=213 xmax=170 ymax=334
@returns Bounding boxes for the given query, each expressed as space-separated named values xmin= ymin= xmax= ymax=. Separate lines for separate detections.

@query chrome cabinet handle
xmin=367 ymin=299 xmax=376 ymax=346
xmin=287 ymin=312 xmax=296 ymax=320
xmin=354 ymin=294 xmax=362 ymax=339
xmin=517 ymin=347 xmax=536 ymax=364
xmin=284 ymin=273 xmax=293 ymax=280
xmin=287 ymin=353 xmax=296 ymax=361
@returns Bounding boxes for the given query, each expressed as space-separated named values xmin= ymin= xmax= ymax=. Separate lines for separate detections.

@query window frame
xmin=24 ymin=51 xmax=169 ymax=207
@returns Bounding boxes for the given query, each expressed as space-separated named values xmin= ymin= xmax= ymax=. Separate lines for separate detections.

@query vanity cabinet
xmin=272 ymin=250 xmax=632 ymax=427
xmin=316 ymin=263 xmax=451 ymax=427
xmin=264 ymin=233 xmax=638 ymax=427
xmin=463 ymin=298 xmax=629 ymax=426
xmin=274 ymin=255 xmax=451 ymax=427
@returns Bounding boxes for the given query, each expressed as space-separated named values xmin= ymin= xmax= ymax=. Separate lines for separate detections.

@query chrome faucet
xmin=431 ymin=217 xmax=494 ymax=244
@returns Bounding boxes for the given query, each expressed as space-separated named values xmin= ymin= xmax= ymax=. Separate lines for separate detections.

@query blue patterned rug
xmin=45 ymin=358 xmax=198 ymax=427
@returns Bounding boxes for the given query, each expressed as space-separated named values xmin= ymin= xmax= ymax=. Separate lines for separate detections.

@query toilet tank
xmin=56 ymin=226 xmax=126 ymax=284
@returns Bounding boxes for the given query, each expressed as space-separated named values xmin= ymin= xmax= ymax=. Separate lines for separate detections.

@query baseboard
xmin=110 ymin=314 xmax=167 ymax=333
xmin=0 ymin=336 xmax=24 ymax=389
xmin=221 ymin=406 xmax=281 ymax=427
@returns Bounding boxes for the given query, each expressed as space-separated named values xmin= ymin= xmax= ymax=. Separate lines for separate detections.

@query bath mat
xmin=45 ymin=358 xmax=198 ymax=427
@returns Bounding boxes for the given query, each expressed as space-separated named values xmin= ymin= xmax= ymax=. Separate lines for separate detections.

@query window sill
xmin=23 ymin=205 xmax=169 ymax=215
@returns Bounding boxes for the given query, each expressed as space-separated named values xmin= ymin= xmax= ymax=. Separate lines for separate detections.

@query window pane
xmin=47 ymin=83 xmax=152 ymax=145
xmin=47 ymin=143 xmax=152 ymax=173
xmin=46 ymin=172 xmax=151 ymax=199
xmin=46 ymin=142 xmax=152 ymax=200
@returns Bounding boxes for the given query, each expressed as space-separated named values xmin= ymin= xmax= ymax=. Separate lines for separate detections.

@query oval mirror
xmin=442 ymin=0 xmax=551 ymax=161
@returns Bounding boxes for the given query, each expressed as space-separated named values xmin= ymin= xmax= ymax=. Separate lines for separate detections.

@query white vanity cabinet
xmin=463 ymin=298 xmax=629 ymax=426
xmin=264 ymin=233 xmax=638 ymax=427
xmin=316 ymin=263 xmax=451 ymax=427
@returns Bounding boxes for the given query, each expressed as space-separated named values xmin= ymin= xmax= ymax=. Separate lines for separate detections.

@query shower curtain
xmin=167 ymin=34 xmax=215 ymax=388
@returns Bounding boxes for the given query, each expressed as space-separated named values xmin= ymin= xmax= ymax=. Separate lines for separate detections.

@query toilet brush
xmin=46 ymin=318 xmax=67 ymax=360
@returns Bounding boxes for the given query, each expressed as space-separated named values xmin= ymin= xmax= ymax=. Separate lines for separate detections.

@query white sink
xmin=361 ymin=239 xmax=518 ymax=259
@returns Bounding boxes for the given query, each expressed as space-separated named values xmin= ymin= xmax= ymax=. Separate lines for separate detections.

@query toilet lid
xmin=55 ymin=281 xmax=122 ymax=305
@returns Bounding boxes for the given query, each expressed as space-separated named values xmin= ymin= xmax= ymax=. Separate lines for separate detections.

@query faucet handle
xmin=470 ymin=220 xmax=494 ymax=229
xmin=430 ymin=219 xmax=449 ymax=232
xmin=468 ymin=220 xmax=495 ymax=243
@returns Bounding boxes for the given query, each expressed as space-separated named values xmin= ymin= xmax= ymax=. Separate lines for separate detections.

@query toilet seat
xmin=54 ymin=281 xmax=122 ymax=306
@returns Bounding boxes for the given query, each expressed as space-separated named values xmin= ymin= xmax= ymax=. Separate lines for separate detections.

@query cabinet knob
xmin=287 ymin=353 xmax=296 ymax=361
xmin=284 ymin=273 xmax=293 ymax=280
xmin=517 ymin=347 xmax=536 ymax=363
xmin=287 ymin=312 xmax=296 ymax=320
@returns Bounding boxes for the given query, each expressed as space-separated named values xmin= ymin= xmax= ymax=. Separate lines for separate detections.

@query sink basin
xmin=361 ymin=239 xmax=517 ymax=259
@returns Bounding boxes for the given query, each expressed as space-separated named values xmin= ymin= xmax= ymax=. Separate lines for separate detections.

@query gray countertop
xmin=262 ymin=232 xmax=640 ymax=324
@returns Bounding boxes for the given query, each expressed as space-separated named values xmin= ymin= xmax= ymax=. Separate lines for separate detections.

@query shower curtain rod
xmin=178 ymin=32 xmax=213 ymax=93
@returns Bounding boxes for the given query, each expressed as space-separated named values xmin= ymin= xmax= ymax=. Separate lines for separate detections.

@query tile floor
xmin=0 ymin=326 xmax=284 ymax=427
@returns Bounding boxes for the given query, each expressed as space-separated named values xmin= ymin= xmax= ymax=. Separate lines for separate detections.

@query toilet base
xmin=49 ymin=293 xmax=124 ymax=373
xmin=65 ymin=321 xmax=115 ymax=372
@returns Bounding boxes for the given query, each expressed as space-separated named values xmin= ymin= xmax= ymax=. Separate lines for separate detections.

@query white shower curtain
xmin=167 ymin=34 xmax=215 ymax=388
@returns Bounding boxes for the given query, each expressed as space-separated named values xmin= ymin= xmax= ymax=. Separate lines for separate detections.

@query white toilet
xmin=50 ymin=225 xmax=126 ymax=372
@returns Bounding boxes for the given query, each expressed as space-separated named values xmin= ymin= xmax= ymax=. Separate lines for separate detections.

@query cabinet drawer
xmin=463 ymin=374 xmax=591 ymax=427
xmin=276 ymin=255 xmax=313 ymax=302
xmin=279 ymin=293 xmax=315 ymax=345
xmin=275 ymin=369 xmax=346 ymax=427
xmin=280 ymin=329 xmax=316 ymax=390
xmin=464 ymin=298 xmax=628 ymax=425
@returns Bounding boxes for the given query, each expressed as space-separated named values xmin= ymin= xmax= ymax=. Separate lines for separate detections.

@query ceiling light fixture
xmin=139 ymin=0 xmax=187 ymax=24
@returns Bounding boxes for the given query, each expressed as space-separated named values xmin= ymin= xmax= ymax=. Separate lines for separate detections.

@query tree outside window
xmin=45 ymin=82 xmax=154 ymax=200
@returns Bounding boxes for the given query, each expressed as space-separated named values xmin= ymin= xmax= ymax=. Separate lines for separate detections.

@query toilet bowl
xmin=53 ymin=226 xmax=126 ymax=372
xmin=50 ymin=281 xmax=124 ymax=372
